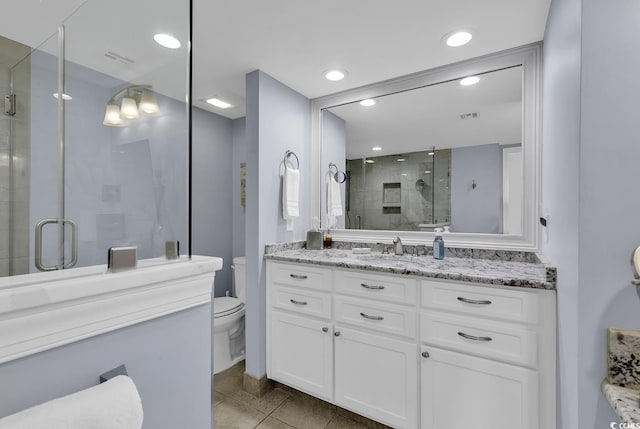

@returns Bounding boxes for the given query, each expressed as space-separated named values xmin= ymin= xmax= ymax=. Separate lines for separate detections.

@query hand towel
xmin=327 ymin=175 xmax=343 ymax=228
xmin=283 ymin=167 xmax=300 ymax=231
xmin=0 ymin=375 xmax=143 ymax=429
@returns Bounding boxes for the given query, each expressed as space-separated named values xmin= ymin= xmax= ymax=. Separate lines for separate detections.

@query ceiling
xmin=328 ymin=66 xmax=523 ymax=159
xmin=0 ymin=0 xmax=550 ymax=119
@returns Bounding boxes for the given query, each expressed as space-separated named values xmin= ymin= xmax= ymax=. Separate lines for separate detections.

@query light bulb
xmin=120 ymin=97 xmax=139 ymax=120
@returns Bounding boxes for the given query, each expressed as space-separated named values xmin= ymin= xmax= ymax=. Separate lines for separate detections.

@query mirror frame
xmin=310 ymin=43 xmax=541 ymax=251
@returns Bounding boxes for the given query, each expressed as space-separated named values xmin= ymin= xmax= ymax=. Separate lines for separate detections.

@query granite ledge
xmin=264 ymin=248 xmax=555 ymax=290
xmin=602 ymin=379 xmax=640 ymax=424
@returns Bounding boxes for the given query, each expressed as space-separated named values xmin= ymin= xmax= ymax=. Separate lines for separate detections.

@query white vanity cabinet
xmin=265 ymin=260 xmax=556 ymax=429
xmin=333 ymin=270 xmax=419 ymax=429
xmin=419 ymin=279 xmax=556 ymax=429
xmin=267 ymin=263 xmax=334 ymax=401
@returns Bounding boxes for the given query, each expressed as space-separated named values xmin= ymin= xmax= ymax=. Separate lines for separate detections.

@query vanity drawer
xmin=334 ymin=296 xmax=417 ymax=339
xmin=334 ymin=270 xmax=417 ymax=305
xmin=269 ymin=262 xmax=332 ymax=291
xmin=420 ymin=311 xmax=537 ymax=368
xmin=421 ymin=279 xmax=539 ymax=324
xmin=271 ymin=285 xmax=331 ymax=319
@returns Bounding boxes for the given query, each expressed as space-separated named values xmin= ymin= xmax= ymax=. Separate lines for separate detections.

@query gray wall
xmin=245 ymin=70 xmax=310 ymax=378
xmin=450 ymin=144 xmax=502 ymax=234
xmin=232 ymin=117 xmax=247 ymax=259
xmin=192 ymin=107 xmax=234 ymax=297
xmin=0 ymin=305 xmax=212 ymax=429
xmin=543 ymin=0 xmax=640 ymax=427
xmin=542 ymin=0 xmax=581 ymax=427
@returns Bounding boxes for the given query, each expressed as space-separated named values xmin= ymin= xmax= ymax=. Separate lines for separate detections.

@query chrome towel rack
xmin=284 ymin=150 xmax=299 ymax=170
xmin=328 ymin=162 xmax=347 ymax=183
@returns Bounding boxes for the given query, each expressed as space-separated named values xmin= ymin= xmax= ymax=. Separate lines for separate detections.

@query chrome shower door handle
xmin=62 ymin=219 xmax=78 ymax=269
xmin=35 ymin=218 xmax=59 ymax=271
xmin=35 ymin=218 xmax=78 ymax=271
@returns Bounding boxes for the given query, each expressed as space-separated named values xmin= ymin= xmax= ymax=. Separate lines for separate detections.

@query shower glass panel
xmin=3 ymin=0 xmax=191 ymax=277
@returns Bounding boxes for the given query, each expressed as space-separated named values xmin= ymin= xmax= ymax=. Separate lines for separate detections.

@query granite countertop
xmin=603 ymin=328 xmax=640 ymax=423
xmin=264 ymin=247 xmax=556 ymax=290
xmin=602 ymin=380 xmax=640 ymax=424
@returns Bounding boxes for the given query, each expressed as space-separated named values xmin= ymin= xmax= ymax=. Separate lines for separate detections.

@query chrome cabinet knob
xmin=334 ymin=331 xmax=341 ymax=337
xmin=421 ymin=351 xmax=430 ymax=358
xmin=322 ymin=327 xmax=329 ymax=332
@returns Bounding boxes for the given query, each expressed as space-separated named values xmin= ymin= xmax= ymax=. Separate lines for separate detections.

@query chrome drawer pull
xmin=322 ymin=327 xmax=329 ymax=333
xmin=290 ymin=274 xmax=308 ymax=280
xmin=360 ymin=283 xmax=385 ymax=290
xmin=360 ymin=312 xmax=384 ymax=321
xmin=457 ymin=331 xmax=493 ymax=342
xmin=290 ymin=299 xmax=308 ymax=306
xmin=457 ymin=296 xmax=492 ymax=305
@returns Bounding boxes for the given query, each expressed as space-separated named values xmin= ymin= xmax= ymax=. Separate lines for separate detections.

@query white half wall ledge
xmin=0 ymin=255 xmax=222 ymax=364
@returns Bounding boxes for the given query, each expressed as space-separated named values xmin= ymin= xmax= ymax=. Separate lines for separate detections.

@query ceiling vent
xmin=104 ymin=51 xmax=135 ymax=65
xmin=458 ymin=112 xmax=479 ymax=120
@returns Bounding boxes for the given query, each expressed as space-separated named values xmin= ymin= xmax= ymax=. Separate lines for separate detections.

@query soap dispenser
xmin=433 ymin=228 xmax=445 ymax=260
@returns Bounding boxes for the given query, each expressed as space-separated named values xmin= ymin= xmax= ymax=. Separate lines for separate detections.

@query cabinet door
xmin=268 ymin=311 xmax=333 ymax=400
xmin=420 ymin=346 xmax=538 ymax=429
xmin=334 ymin=326 xmax=418 ymax=429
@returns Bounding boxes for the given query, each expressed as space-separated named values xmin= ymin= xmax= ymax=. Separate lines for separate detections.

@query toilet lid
xmin=214 ymin=297 xmax=244 ymax=318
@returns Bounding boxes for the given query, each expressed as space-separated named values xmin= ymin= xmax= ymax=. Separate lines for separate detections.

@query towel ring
xmin=284 ymin=150 xmax=299 ymax=170
xmin=328 ymin=162 xmax=347 ymax=183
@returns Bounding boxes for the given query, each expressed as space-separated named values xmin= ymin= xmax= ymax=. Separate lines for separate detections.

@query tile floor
xmin=213 ymin=361 xmax=391 ymax=429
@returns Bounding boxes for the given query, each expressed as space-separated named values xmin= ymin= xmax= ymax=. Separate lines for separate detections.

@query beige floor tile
xmin=255 ymin=416 xmax=296 ymax=429
xmin=324 ymin=415 xmax=372 ymax=429
xmin=214 ymin=390 xmax=227 ymax=406
xmin=213 ymin=397 xmax=267 ymax=429
xmin=270 ymin=395 xmax=335 ymax=429
xmin=230 ymin=387 xmax=290 ymax=415
xmin=214 ymin=366 xmax=245 ymax=396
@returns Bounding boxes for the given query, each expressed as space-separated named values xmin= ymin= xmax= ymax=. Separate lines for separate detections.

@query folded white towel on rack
xmin=327 ymin=175 xmax=343 ymax=228
xmin=283 ymin=167 xmax=300 ymax=231
xmin=0 ymin=375 xmax=143 ymax=429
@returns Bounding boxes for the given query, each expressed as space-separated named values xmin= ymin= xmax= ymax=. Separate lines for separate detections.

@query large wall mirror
xmin=311 ymin=44 xmax=541 ymax=250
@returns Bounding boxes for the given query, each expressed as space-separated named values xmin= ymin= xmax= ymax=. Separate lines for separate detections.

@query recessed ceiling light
xmin=425 ymin=170 xmax=431 ymax=174
xmin=445 ymin=31 xmax=473 ymax=47
xmin=401 ymin=173 xmax=408 ymax=176
xmin=324 ymin=70 xmax=347 ymax=81
xmin=205 ymin=97 xmax=233 ymax=109
xmin=154 ymin=33 xmax=181 ymax=49
xmin=360 ymin=99 xmax=376 ymax=107
xmin=428 ymin=151 xmax=435 ymax=156
xmin=365 ymin=159 xmax=375 ymax=164
xmin=52 ymin=92 xmax=72 ymax=100
xmin=460 ymin=76 xmax=480 ymax=86
xmin=372 ymin=146 xmax=382 ymax=151
xmin=397 ymin=158 xmax=406 ymax=162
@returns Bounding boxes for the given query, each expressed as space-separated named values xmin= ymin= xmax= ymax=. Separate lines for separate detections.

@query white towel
xmin=0 ymin=375 xmax=143 ymax=429
xmin=327 ymin=175 xmax=343 ymax=228
xmin=283 ymin=168 xmax=300 ymax=231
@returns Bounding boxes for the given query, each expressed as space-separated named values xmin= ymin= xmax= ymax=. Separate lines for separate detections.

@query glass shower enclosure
xmin=1 ymin=0 xmax=191 ymax=277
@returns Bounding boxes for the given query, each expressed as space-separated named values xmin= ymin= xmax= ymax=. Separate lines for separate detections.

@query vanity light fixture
xmin=444 ymin=30 xmax=473 ymax=47
xmin=460 ymin=76 xmax=480 ymax=86
xmin=102 ymin=84 xmax=160 ymax=127
xmin=205 ymin=97 xmax=233 ymax=109
xmin=52 ymin=93 xmax=72 ymax=100
xmin=372 ymin=146 xmax=382 ymax=151
xmin=154 ymin=33 xmax=181 ymax=49
xmin=360 ymin=99 xmax=376 ymax=107
xmin=324 ymin=70 xmax=347 ymax=81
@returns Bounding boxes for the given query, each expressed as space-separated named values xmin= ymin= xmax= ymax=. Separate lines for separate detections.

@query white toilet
xmin=213 ymin=256 xmax=246 ymax=374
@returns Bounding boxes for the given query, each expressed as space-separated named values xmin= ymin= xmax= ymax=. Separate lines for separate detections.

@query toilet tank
xmin=232 ymin=256 xmax=246 ymax=303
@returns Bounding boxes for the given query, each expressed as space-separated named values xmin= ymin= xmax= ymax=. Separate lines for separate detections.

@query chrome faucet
xmin=393 ymin=237 xmax=403 ymax=255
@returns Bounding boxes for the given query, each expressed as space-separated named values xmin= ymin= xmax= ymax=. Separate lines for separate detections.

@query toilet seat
xmin=214 ymin=296 xmax=244 ymax=319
